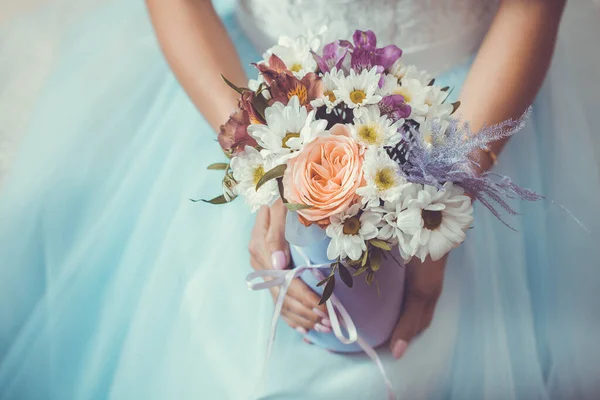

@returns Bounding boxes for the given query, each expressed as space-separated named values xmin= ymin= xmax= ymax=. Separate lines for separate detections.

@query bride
xmin=1 ymin=0 xmax=599 ymax=398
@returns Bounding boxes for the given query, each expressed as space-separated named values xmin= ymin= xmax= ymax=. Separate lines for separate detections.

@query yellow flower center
xmin=252 ymin=165 xmax=265 ymax=186
xmin=324 ymin=90 xmax=336 ymax=103
xmin=343 ymin=217 xmax=361 ymax=235
xmin=282 ymin=132 xmax=300 ymax=149
xmin=422 ymin=210 xmax=443 ymax=230
xmin=290 ymin=63 xmax=303 ymax=73
xmin=374 ymin=168 xmax=396 ymax=191
xmin=394 ymin=87 xmax=412 ymax=104
xmin=287 ymin=85 xmax=308 ymax=104
xmin=357 ymin=123 xmax=380 ymax=145
xmin=349 ymin=89 xmax=367 ymax=104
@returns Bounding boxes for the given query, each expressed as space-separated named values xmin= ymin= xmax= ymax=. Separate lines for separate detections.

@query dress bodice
xmin=236 ymin=0 xmax=499 ymax=75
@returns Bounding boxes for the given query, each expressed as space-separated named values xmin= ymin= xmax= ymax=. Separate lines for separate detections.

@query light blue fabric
xmin=1 ymin=1 xmax=599 ymax=399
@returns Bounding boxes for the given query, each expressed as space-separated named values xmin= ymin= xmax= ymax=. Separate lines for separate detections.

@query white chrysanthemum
xmin=419 ymin=117 xmax=451 ymax=149
xmin=408 ymin=182 xmax=474 ymax=262
xmin=310 ymin=68 xmax=344 ymax=112
xmin=230 ymin=147 xmax=279 ymax=212
xmin=375 ymin=184 xmax=423 ymax=260
xmin=333 ymin=67 xmax=382 ymax=116
xmin=265 ymin=35 xmax=319 ymax=78
xmin=326 ymin=204 xmax=382 ymax=261
xmin=348 ymin=106 xmax=402 ymax=148
xmin=424 ymin=86 xmax=450 ymax=108
xmin=379 ymin=75 xmax=429 ymax=122
xmin=357 ymin=148 xmax=408 ymax=208
xmin=247 ymin=96 xmax=327 ymax=164
xmin=390 ymin=61 xmax=431 ymax=85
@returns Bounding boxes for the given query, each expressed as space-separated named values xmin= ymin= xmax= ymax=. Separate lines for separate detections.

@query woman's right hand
xmin=249 ymin=201 xmax=332 ymax=335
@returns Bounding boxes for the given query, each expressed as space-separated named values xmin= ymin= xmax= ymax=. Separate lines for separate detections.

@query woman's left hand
xmin=389 ymin=254 xmax=448 ymax=359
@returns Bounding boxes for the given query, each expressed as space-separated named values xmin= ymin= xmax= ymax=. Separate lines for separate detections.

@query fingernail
xmin=392 ymin=340 xmax=408 ymax=359
xmin=314 ymin=323 xmax=331 ymax=334
xmin=271 ymin=251 xmax=287 ymax=270
xmin=312 ymin=308 xmax=328 ymax=319
xmin=320 ymin=318 xmax=332 ymax=328
xmin=296 ymin=327 xmax=307 ymax=335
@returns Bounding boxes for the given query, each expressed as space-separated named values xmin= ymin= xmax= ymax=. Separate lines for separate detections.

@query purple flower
xmin=379 ymin=95 xmax=412 ymax=121
xmin=312 ymin=40 xmax=351 ymax=73
xmin=350 ymin=30 xmax=402 ymax=73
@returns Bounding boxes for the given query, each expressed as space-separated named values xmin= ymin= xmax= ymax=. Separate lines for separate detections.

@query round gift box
xmin=286 ymin=213 xmax=406 ymax=353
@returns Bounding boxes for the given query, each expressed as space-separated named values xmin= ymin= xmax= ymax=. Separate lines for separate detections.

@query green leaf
xmin=251 ymin=93 xmax=269 ymax=121
xmin=191 ymin=194 xmax=228 ymax=205
xmin=316 ymin=276 xmax=330 ymax=287
xmin=361 ymin=248 xmax=369 ymax=267
xmin=370 ymin=250 xmax=381 ymax=272
xmin=370 ymin=239 xmax=392 ymax=251
xmin=338 ymin=264 xmax=353 ymax=288
xmin=207 ymin=163 xmax=228 ymax=170
xmin=366 ymin=272 xmax=375 ymax=286
xmin=441 ymin=86 xmax=450 ymax=92
xmin=353 ymin=266 xmax=369 ymax=277
xmin=256 ymin=164 xmax=287 ymax=190
xmin=221 ymin=74 xmax=246 ymax=95
xmin=284 ymin=203 xmax=313 ymax=212
xmin=277 ymin=178 xmax=287 ymax=203
xmin=319 ymin=277 xmax=335 ymax=305
xmin=451 ymin=101 xmax=461 ymax=114
xmin=427 ymin=78 xmax=436 ymax=86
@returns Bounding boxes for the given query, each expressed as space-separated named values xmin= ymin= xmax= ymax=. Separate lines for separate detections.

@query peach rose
xmin=283 ymin=124 xmax=364 ymax=227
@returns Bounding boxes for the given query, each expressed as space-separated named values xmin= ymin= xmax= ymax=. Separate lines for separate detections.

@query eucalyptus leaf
xmin=370 ymin=250 xmax=381 ymax=272
xmin=207 ymin=163 xmax=228 ymax=170
xmin=366 ymin=272 xmax=375 ymax=286
xmin=221 ymin=74 xmax=247 ymax=95
xmin=284 ymin=203 xmax=313 ymax=212
xmin=338 ymin=264 xmax=353 ymax=288
xmin=319 ymin=277 xmax=335 ymax=305
xmin=427 ymin=78 xmax=435 ymax=86
xmin=191 ymin=194 xmax=228 ymax=205
xmin=316 ymin=276 xmax=330 ymax=287
xmin=256 ymin=164 xmax=287 ymax=190
xmin=353 ymin=266 xmax=369 ymax=277
xmin=361 ymin=248 xmax=369 ymax=267
xmin=370 ymin=239 xmax=392 ymax=251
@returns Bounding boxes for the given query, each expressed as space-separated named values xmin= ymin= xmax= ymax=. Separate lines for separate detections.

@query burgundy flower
xmin=218 ymin=107 xmax=257 ymax=156
xmin=240 ymin=91 xmax=267 ymax=125
xmin=350 ymin=30 xmax=402 ymax=73
xmin=379 ymin=95 xmax=412 ymax=121
xmin=254 ymin=54 xmax=288 ymax=85
xmin=312 ymin=40 xmax=351 ymax=73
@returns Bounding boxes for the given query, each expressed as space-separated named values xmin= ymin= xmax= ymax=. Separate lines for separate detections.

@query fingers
xmin=266 ymin=200 xmax=290 ymax=270
xmin=287 ymin=279 xmax=329 ymax=322
xmin=389 ymin=287 xmax=429 ymax=359
xmin=249 ymin=207 xmax=271 ymax=270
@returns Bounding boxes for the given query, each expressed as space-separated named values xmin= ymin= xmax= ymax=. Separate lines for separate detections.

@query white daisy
xmin=408 ymin=182 xmax=474 ymax=262
xmin=310 ymin=68 xmax=344 ymax=112
xmin=379 ymin=74 xmax=429 ymax=122
xmin=418 ymin=117 xmax=451 ymax=149
xmin=230 ymin=147 xmax=279 ymax=212
xmin=326 ymin=204 xmax=382 ymax=261
xmin=348 ymin=106 xmax=402 ymax=148
xmin=424 ymin=85 xmax=450 ymax=108
xmin=265 ymin=35 xmax=319 ymax=78
xmin=357 ymin=148 xmax=408 ymax=208
xmin=333 ymin=67 xmax=382 ymax=116
xmin=390 ymin=61 xmax=432 ymax=85
xmin=247 ymin=96 xmax=327 ymax=164
xmin=375 ymin=184 xmax=423 ymax=260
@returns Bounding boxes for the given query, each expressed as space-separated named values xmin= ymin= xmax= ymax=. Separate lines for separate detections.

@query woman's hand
xmin=249 ymin=201 xmax=332 ymax=335
xmin=389 ymin=254 xmax=448 ymax=359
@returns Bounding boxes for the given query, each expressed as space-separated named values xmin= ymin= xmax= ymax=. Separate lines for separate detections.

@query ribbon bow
xmin=246 ymin=246 xmax=396 ymax=399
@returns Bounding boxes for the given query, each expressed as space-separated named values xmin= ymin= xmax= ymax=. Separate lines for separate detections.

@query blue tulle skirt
xmin=1 ymin=1 xmax=599 ymax=399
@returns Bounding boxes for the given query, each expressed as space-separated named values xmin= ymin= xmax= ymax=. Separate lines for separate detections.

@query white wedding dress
xmin=1 ymin=0 xmax=599 ymax=399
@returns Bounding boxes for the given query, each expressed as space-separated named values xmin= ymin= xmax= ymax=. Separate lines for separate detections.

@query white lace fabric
xmin=237 ymin=0 xmax=499 ymax=74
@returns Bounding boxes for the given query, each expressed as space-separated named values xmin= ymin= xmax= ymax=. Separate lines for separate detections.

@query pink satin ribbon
xmin=246 ymin=246 xmax=396 ymax=399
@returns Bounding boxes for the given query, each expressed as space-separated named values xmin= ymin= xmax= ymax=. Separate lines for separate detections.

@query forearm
xmin=459 ymin=0 xmax=566 ymax=173
xmin=146 ymin=0 xmax=247 ymax=131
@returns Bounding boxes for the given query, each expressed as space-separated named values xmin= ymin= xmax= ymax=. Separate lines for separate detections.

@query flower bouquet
xmin=204 ymin=29 xmax=542 ymax=357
